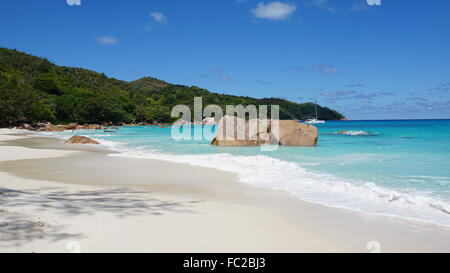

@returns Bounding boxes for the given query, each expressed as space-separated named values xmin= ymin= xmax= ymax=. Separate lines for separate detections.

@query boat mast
xmin=315 ymin=100 xmax=318 ymax=120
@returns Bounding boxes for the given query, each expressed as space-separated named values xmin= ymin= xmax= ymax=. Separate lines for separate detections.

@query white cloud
xmin=305 ymin=0 xmax=336 ymax=13
xmin=251 ymin=1 xmax=297 ymax=21
xmin=96 ymin=36 xmax=118 ymax=45
xmin=150 ymin=12 xmax=167 ymax=23
xmin=66 ymin=0 xmax=81 ymax=6
xmin=316 ymin=64 xmax=338 ymax=75
xmin=345 ymin=83 xmax=364 ymax=88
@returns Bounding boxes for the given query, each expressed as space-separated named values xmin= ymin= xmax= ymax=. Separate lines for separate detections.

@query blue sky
xmin=1 ymin=0 xmax=449 ymax=119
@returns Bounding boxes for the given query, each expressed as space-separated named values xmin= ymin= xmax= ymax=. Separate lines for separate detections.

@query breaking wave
xmin=325 ymin=130 xmax=380 ymax=136
xmin=108 ymin=147 xmax=450 ymax=227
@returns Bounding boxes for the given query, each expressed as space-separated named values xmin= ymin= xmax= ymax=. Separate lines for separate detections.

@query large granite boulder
xmin=85 ymin=124 xmax=101 ymax=130
xmin=274 ymin=120 xmax=318 ymax=146
xmin=65 ymin=123 xmax=78 ymax=130
xmin=65 ymin=135 xmax=100 ymax=144
xmin=22 ymin=123 xmax=33 ymax=130
xmin=211 ymin=116 xmax=317 ymax=146
xmin=35 ymin=122 xmax=47 ymax=130
xmin=211 ymin=116 xmax=274 ymax=146
xmin=46 ymin=123 xmax=66 ymax=132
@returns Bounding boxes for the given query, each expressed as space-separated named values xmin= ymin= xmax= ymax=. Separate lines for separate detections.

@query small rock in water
xmin=0 ymin=221 xmax=8 ymax=227
xmin=65 ymin=135 xmax=100 ymax=144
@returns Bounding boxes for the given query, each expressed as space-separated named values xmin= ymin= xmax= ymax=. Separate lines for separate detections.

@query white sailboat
xmin=305 ymin=101 xmax=325 ymax=124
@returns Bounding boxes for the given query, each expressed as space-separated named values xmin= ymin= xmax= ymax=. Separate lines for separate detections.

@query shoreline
xmin=1 ymin=129 xmax=450 ymax=252
xmin=7 ymin=129 xmax=450 ymax=228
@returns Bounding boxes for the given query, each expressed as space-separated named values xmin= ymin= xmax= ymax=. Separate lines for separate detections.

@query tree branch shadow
xmin=0 ymin=186 xmax=205 ymax=249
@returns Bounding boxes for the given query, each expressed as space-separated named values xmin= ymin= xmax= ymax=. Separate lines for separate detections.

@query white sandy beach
xmin=0 ymin=129 xmax=449 ymax=253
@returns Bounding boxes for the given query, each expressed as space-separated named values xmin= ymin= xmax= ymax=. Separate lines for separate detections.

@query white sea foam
xmin=346 ymin=130 xmax=373 ymax=135
xmin=109 ymin=149 xmax=450 ymax=227
xmin=30 ymin=131 xmax=69 ymax=140
xmin=90 ymin=134 xmax=114 ymax=137
xmin=336 ymin=130 xmax=379 ymax=136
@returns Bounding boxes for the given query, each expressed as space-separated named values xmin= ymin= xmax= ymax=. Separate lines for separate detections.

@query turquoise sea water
xmin=42 ymin=120 xmax=450 ymax=226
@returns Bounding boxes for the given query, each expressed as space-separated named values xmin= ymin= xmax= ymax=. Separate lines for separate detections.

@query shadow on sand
xmin=0 ymin=186 xmax=204 ymax=248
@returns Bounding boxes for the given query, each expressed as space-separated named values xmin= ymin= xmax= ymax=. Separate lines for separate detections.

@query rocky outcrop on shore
xmin=211 ymin=116 xmax=318 ymax=146
xmin=172 ymin=117 xmax=216 ymax=126
xmin=173 ymin=119 xmax=191 ymax=126
xmin=65 ymin=123 xmax=78 ymax=130
xmin=202 ymin=117 xmax=216 ymax=125
xmin=64 ymin=135 xmax=100 ymax=144
xmin=14 ymin=122 xmax=105 ymax=132
xmin=11 ymin=120 xmax=205 ymax=131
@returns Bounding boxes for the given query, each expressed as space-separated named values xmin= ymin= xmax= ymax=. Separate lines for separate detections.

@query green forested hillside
xmin=0 ymin=47 xmax=344 ymax=126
